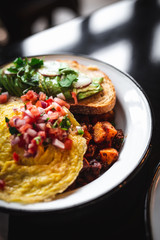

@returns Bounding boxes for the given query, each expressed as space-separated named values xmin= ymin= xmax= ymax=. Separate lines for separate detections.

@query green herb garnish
xmin=0 ymin=57 xmax=104 ymax=101
xmin=59 ymin=73 xmax=78 ymax=88
xmin=2 ymin=58 xmax=44 ymax=96
xmin=5 ymin=117 xmax=9 ymax=123
xmin=5 ymin=117 xmax=20 ymax=135
xmin=52 ymin=120 xmax=58 ymax=128
xmin=77 ymin=129 xmax=84 ymax=135
xmin=29 ymin=58 xmax=43 ymax=69
xmin=7 ymin=57 xmax=43 ymax=73
xmin=34 ymin=136 xmax=41 ymax=145
xmin=59 ymin=116 xmax=71 ymax=130
xmin=45 ymin=117 xmax=50 ymax=123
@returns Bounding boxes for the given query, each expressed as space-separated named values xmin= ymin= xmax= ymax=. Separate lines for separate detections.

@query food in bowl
xmin=0 ymin=57 xmax=116 ymax=114
xmin=0 ymin=93 xmax=87 ymax=203
xmin=0 ymin=57 xmax=124 ymax=204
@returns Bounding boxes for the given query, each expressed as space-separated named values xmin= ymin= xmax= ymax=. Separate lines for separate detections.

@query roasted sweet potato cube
xmin=102 ymin=121 xmax=117 ymax=146
xmin=100 ymin=148 xmax=118 ymax=165
xmin=93 ymin=122 xmax=107 ymax=143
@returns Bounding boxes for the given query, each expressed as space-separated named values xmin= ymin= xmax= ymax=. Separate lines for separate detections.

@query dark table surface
xmin=0 ymin=0 xmax=160 ymax=239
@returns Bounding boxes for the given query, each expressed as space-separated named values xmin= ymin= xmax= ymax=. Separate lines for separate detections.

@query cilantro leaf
xmin=59 ymin=68 xmax=77 ymax=75
xmin=14 ymin=57 xmax=25 ymax=67
xmin=7 ymin=66 xmax=19 ymax=74
xmin=5 ymin=117 xmax=20 ymax=135
xmin=59 ymin=74 xmax=78 ymax=88
xmin=29 ymin=58 xmax=43 ymax=69
xmin=59 ymin=116 xmax=71 ymax=130
xmin=9 ymin=127 xmax=19 ymax=135
xmin=5 ymin=57 xmax=44 ymax=96
xmin=7 ymin=57 xmax=43 ymax=75
xmin=5 ymin=117 xmax=10 ymax=123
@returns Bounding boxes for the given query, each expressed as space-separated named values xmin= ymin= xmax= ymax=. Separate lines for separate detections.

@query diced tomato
xmin=36 ymin=100 xmax=42 ymax=108
xmin=45 ymin=102 xmax=66 ymax=116
xmin=64 ymin=138 xmax=72 ymax=150
xmin=45 ymin=98 xmax=54 ymax=106
xmin=19 ymin=124 xmax=32 ymax=133
xmin=38 ymin=131 xmax=46 ymax=139
xmin=13 ymin=152 xmax=19 ymax=162
xmin=7 ymin=90 xmax=73 ymax=156
xmin=49 ymin=128 xmax=59 ymax=135
xmin=28 ymin=147 xmax=37 ymax=155
xmin=28 ymin=139 xmax=38 ymax=154
xmin=0 ymin=93 xmax=8 ymax=104
xmin=54 ymin=97 xmax=70 ymax=109
xmin=26 ymin=101 xmax=33 ymax=110
xmin=71 ymin=92 xmax=78 ymax=105
xmin=39 ymin=92 xmax=46 ymax=101
xmin=57 ymin=106 xmax=66 ymax=116
xmin=21 ymin=90 xmax=38 ymax=103
xmin=23 ymin=116 xmax=34 ymax=124
xmin=0 ymin=180 xmax=5 ymax=190
xmin=49 ymin=128 xmax=66 ymax=140
xmin=48 ymin=112 xmax=59 ymax=122
xmin=21 ymin=95 xmax=27 ymax=102
xmin=30 ymin=107 xmax=40 ymax=118
xmin=45 ymin=102 xmax=60 ymax=113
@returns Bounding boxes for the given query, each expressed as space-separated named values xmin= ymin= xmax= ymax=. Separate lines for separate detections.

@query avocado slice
xmin=45 ymin=76 xmax=61 ymax=96
xmin=74 ymin=82 xmax=103 ymax=100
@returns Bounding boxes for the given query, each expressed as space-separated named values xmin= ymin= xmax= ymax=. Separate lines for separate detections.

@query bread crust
xmin=58 ymin=60 xmax=116 ymax=115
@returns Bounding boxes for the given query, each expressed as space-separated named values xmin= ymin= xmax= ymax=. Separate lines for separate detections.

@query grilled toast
xmin=58 ymin=60 xmax=116 ymax=115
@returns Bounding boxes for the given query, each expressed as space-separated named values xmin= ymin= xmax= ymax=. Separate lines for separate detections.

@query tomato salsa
xmin=5 ymin=90 xmax=73 ymax=159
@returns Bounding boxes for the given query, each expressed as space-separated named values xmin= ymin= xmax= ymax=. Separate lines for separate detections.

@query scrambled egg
xmin=0 ymin=98 xmax=87 ymax=203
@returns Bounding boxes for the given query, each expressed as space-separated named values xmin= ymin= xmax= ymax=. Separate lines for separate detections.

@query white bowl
xmin=0 ymin=54 xmax=152 ymax=212
xmin=145 ymin=164 xmax=160 ymax=240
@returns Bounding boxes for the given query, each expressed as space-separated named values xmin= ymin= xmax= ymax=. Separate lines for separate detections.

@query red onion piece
xmin=25 ymin=109 xmax=33 ymax=118
xmin=40 ymin=101 xmax=48 ymax=108
xmin=37 ymin=107 xmax=45 ymax=114
xmin=11 ymin=136 xmax=20 ymax=145
xmin=37 ymin=114 xmax=48 ymax=123
xmin=28 ymin=142 xmax=34 ymax=149
xmin=16 ymin=119 xmax=26 ymax=128
xmin=36 ymin=123 xmax=46 ymax=131
xmin=27 ymin=128 xmax=37 ymax=137
xmin=52 ymin=138 xmax=65 ymax=149
xmin=23 ymin=133 xmax=30 ymax=145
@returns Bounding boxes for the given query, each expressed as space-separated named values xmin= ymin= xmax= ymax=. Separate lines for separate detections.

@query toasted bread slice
xmin=58 ymin=60 xmax=116 ymax=115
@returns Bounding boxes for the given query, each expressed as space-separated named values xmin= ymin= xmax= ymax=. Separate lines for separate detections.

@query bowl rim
xmin=145 ymin=163 xmax=160 ymax=240
xmin=0 ymin=53 xmax=153 ymax=214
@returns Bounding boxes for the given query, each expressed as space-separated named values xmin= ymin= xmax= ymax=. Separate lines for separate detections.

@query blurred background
xmin=0 ymin=0 xmax=119 ymax=47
